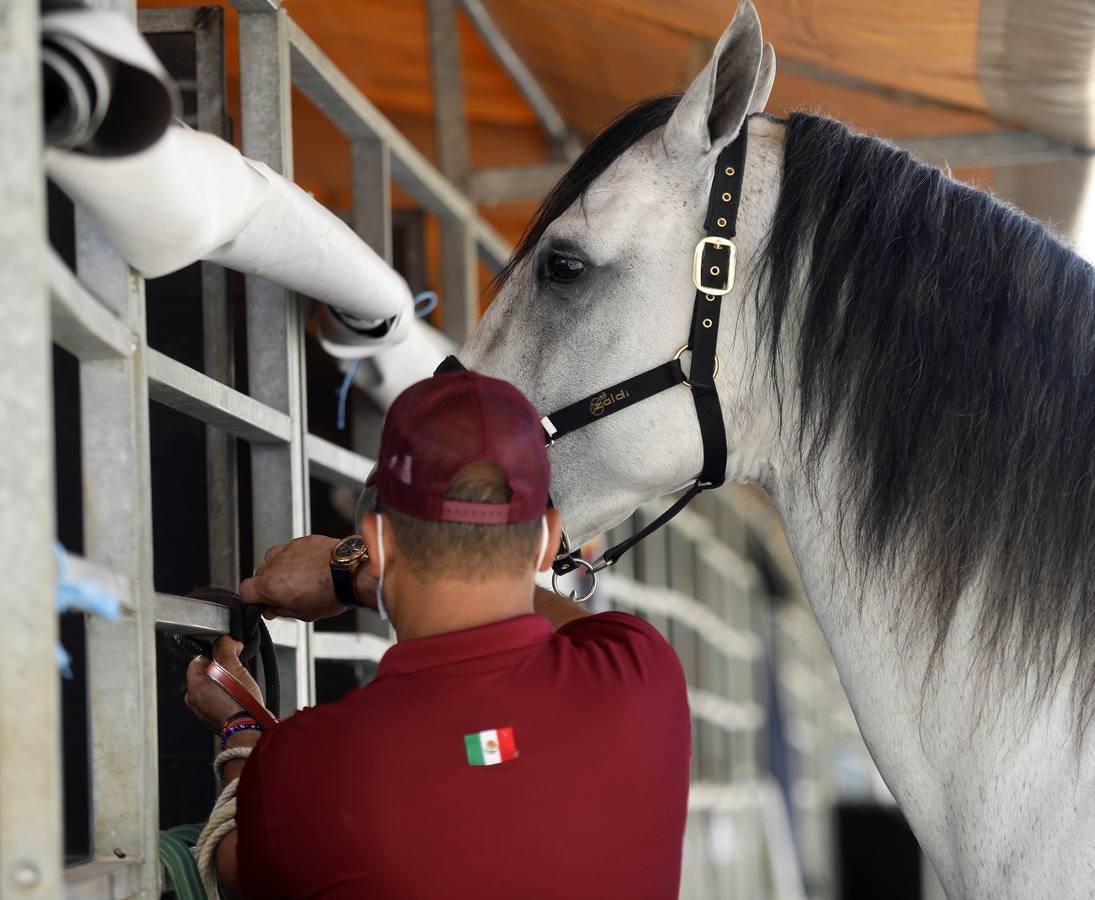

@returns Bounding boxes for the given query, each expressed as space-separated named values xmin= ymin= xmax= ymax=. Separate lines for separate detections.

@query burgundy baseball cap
xmin=365 ymin=371 xmax=550 ymax=524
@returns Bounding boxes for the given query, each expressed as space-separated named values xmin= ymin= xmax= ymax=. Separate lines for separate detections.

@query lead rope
xmin=164 ymin=587 xmax=281 ymax=718
xmin=166 ymin=589 xmax=280 ymax=899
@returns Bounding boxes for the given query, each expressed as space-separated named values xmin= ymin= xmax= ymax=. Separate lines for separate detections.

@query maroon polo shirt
xmin=235 ymin=611 xmax=690 ymax=899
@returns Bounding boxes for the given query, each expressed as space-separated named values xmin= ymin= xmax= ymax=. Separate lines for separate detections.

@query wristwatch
xmin=330 ymin=535 xmax=369 ymax=607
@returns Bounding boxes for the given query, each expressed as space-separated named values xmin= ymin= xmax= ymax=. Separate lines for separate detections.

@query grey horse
xmin=461 ymin=1 xmax=1095 ymax=896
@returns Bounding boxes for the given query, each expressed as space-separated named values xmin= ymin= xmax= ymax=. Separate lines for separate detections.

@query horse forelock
xmin=492 ymin=95 xmax=683 ymax=292
xmin=758 ymin=112 xmax=1095 ymax=731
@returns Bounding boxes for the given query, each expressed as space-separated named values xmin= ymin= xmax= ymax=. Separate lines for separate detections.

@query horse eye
xmin=545 ymin=253 xmax=585 ymax=283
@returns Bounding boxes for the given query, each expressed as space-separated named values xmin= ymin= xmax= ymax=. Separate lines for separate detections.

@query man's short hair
xmin=382 ymin=462 xmax=543 ymax=580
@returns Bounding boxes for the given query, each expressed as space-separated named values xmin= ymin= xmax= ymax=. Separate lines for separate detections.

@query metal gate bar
xmin=0 ymin=0 xmax=61 ymax=894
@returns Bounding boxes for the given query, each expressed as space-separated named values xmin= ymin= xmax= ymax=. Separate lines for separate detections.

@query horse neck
xmin=766 ymin=440 xmax=1095 ymax=898
xmin=740 ymin=118 xmax=1095 ymax=893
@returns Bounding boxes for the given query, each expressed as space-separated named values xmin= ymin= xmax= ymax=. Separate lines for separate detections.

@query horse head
xmin=462 ymin=0 xmax=783 ymax=545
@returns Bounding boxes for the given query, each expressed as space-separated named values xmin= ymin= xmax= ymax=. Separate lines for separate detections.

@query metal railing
xmin=3 ymin=1 xmax=514 ymax=894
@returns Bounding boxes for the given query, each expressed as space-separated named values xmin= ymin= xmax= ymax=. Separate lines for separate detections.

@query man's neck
xmin=390 ymin=575 xmax=536 ymax=641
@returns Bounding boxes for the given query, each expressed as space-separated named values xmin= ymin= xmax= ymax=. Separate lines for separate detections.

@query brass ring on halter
xmin=551 ymin=557 xmax=598 ymax=603
xmin=674 ymin=344 xmax=720 ymax=389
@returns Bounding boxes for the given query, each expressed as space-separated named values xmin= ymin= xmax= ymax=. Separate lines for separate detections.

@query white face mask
xmin=537 ymin=515 xmax=550 ymax=570
xmin=375 ymin=512 xmax=389 ymax=621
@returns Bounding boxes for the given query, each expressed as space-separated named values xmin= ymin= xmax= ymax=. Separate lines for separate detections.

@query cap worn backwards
xmin=366 ymin=371 xmax=550 ymax=524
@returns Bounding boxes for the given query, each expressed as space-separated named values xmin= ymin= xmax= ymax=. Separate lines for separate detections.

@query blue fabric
xmin=335 ymin=290 xmax=441 ymax=431
xmin=54 ymin=542 xmax=121 ymax=676
xmin=336 ymin=358 xmax=363 ymax=432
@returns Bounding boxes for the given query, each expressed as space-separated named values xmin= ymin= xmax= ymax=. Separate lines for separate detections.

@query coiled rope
xmin=194 ymin=745 xmax=253 ymax=899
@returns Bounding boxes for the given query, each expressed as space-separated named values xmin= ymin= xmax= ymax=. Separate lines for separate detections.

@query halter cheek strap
xmin=435 ymin=127 xmax=749 ymax=589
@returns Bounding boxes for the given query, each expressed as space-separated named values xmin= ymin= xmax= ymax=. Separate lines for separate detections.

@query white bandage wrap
xmin=537 ymin=515 xmax=550 ymax=570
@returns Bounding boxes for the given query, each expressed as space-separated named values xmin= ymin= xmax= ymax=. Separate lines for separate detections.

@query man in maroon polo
xmin=184 ymin=371 xmax=690 ymax=899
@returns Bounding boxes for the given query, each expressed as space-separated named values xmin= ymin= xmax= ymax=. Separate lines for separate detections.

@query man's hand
xmin=240 ymin=534 xmax=375 ymax=622
xmin=184 ymin=636 xmax=264 ymax=730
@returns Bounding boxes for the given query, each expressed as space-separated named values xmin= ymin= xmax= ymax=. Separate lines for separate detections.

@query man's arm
xmin=533 ymin=585 xmax=591 ymax=628
xmin=184 ymin=637 xmax=270 ymax=900
xmin=240 ymin=534 xmax=375 ymax=622
xmin=241 ymin=536 xmax=591 ymax=628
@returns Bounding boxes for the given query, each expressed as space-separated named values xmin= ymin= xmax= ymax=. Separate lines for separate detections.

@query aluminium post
xmin=424 ymin=0 xmax=477 ymax=346
xmin=193 ymin=7 xmax=242 ymax=589
xmin=349 ymin=137 xmax=395 ymax=645
xmin=76 ymin=218 xmax=160 ymax=896
xmin=137 ymin=5 xmax=243 ymax=589
xmin=352 ymin=139 xmax=393 ymax=266
xmin=0 ymin=0 xmax=63 ymax=896
xmin=235 ymin=0 xmax=314 ymax=709
xmin=71 ymin=0 xmax=161 ymax=890
xmin=460 ymin=0 xmax=578 ymax=160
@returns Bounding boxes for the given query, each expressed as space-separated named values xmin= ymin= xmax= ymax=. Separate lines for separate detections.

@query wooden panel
xmin=290 ymin=0 xmax=537 ymax=125
xmin=384 ymin=110 xmax=551 ymax=169
xmin=140 ymin=0 xmax=540 ymax=126
xmin=289 ymin=93 xmax=550 ymax=212
xmin=518 ymin=0 xmax=989 ymax=112
xmin=768 ymin=70 xmax=998 ymax=139
xmin=479 ymin=198 xmax=539 ymax=246
xmin=483 ymin=0 xmax=699 ymax=134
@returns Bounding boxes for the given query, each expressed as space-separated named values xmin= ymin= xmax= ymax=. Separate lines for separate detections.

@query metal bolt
xmin=12 ymin=862 xmax=41 ymax=888
xmin=113 ymin=848 xmax=127 ymax=859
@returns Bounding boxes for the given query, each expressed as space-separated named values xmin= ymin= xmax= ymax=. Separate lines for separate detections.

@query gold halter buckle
xmin=692 ymin=236 xmax=736 ymax=295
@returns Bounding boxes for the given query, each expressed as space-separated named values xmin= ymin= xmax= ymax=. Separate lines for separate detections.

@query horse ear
xmin=752 ymin=43 xmax=777 ymax=115
xmin=665 ymin=0 xmax=771 ymax=154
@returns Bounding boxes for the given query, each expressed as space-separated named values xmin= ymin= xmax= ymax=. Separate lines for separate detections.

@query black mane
xmin=500 ymin=98 xmax=1095 ymax=723
xmin=760 ymin=113 xmax=1095 ymax=718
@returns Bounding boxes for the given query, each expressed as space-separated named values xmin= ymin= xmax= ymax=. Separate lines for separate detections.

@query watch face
xmin=332 ymin=535 xmax=366 ymax=563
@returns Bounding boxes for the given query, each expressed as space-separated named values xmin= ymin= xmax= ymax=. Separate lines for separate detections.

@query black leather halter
xmin=436 ymin=129 xmax=748 ymax=594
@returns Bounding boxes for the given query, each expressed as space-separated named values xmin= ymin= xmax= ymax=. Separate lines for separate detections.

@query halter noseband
xmin=436 ymin=128 xmax=748 ymax=600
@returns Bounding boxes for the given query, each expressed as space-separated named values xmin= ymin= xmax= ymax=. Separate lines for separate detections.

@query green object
xmin=159 ymin=824 xmax=206 ymax=900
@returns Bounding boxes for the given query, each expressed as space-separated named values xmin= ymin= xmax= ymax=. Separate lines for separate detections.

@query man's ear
xmin=539 ymin=508 xmax=565 ymax=574
xmin=664 ymin=0 xmax=774 ymax=154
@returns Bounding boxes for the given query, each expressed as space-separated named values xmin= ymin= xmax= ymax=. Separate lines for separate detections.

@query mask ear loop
xmin=536 ymin=515 xmax=550 ymax=570
xmin=375 ymin=511 xmax=389 ymax=621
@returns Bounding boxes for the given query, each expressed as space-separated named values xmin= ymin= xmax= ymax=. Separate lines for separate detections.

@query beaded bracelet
xmin=220 ymin=720 xmax=262 ymax=751
xmin=222 ymin=710 xmax=254 ymax=732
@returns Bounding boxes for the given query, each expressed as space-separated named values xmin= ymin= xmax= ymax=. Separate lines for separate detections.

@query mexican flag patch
xmin=464 ymin=726 xmax=517 ymax=766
